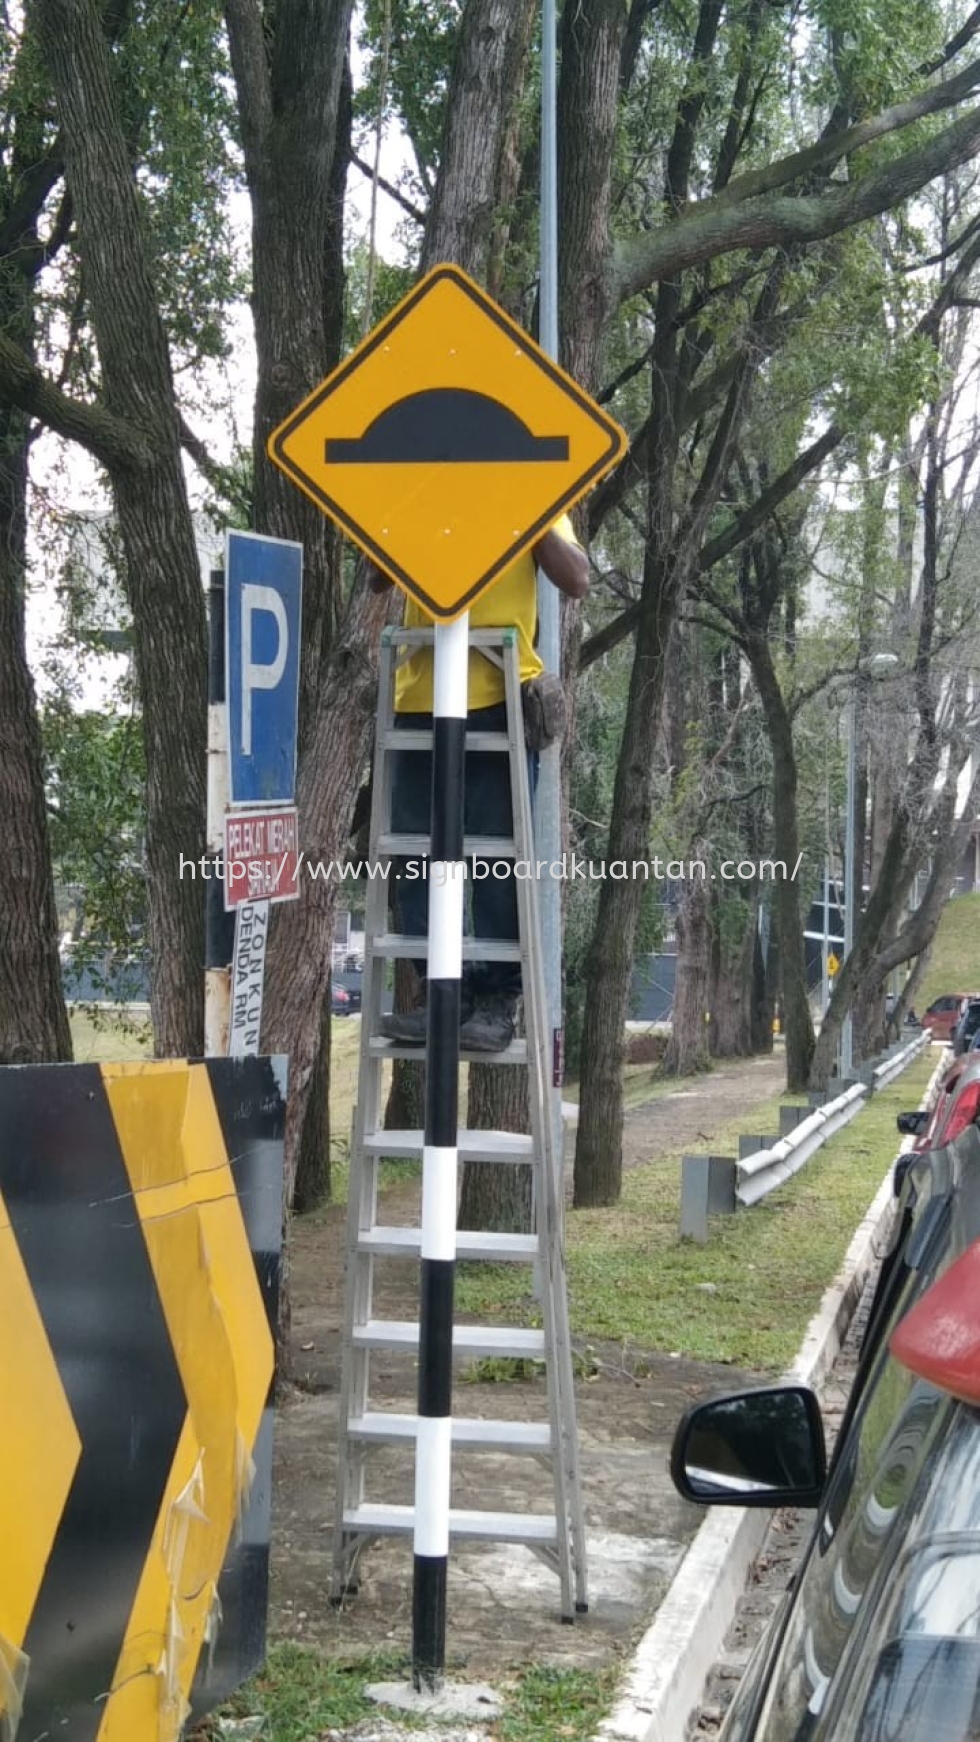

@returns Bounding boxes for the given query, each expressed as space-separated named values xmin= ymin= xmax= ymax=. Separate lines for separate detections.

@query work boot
xmin=380 ymin=988 xmax=474 ymax=1046
xmin=380 ymin=1006 xmax=428 ymax=1044
xmin=459 ymin=994 xmax=517 ymax=1054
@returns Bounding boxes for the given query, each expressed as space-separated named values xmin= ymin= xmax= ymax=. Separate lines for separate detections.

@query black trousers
xmin=390 ymin=701 xmax=538 ymax=1001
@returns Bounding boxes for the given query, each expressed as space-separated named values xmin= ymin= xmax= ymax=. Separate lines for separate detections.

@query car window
xmin=749 ymin=1219 xmax=953 ymax=1739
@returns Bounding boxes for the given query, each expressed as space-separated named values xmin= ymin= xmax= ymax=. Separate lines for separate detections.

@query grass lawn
xmin=918 ymin=891 xmax=980 ymax=1007
xmin=69 ymin=1007 xmax=153 ymax=1061
xmin=455 ymin=1047 xmax=936 ymax=1371
xmin=211 ymin=1646 xmax=619 ymax=1742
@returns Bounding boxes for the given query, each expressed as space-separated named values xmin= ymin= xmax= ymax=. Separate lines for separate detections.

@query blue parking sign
xmin=226 ymin=531 xmax=303 ymax=804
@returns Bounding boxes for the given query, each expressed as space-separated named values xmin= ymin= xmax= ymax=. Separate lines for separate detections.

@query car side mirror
xmin=897 ymin=1110 xmax=928 ymax=1136
xmin=670 ymin=1385 xmax=827 ymax=1508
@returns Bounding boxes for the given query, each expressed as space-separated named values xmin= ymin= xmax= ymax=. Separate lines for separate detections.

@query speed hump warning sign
xmin=267 ymin=264 xmax=627 ymax=621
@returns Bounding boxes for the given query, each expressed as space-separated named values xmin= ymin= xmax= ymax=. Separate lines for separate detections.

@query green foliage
xmin=356 ymin=0 xmax=462 ymax=196
xmin=44 ymin=701 xmax=147 ymax=976
xmin=118 ymin=0 xmax=246 ymax=366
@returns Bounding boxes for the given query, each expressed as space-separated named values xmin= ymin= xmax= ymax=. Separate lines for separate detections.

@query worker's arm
xmin=533 ymin=527 xmax=589 ymax=600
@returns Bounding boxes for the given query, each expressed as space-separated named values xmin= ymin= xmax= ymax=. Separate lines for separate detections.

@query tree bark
xmin=746 ymin=634 xmax=814 ymax=1090
xmin=665 ymin=872 xmax=714 ymax=1074
xmin=293 ymin=990 xmax=332 ymax=1214
xmin=711 ymin=890 xmax=757 ymax=1058
xmin=459 ymin=1064 xmax=532 ymax=1233
xmin=573 ymin=543 xmax=682 ymax=1206
xmin=0 ymin=44 xmax=73 ymax=1065
xmin=0 ymin=409 xmax=73 ymax=1064
xmin=34 ymin=0 xmax=207 ymax=1056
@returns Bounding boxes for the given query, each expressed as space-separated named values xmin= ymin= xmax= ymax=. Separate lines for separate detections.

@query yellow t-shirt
xmin=393 ymin=515 xmax=579 ymax=713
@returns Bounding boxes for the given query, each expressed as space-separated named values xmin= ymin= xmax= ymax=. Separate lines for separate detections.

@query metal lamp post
xmin=841 ymin=692 xmax=857 ymax=1078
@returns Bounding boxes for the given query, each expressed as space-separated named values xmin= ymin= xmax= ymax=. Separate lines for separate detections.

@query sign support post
xmin=266 ymin=262 xmax=626 ymax=1689
xmin=413 ymin=613 xmax=469 ymax=1691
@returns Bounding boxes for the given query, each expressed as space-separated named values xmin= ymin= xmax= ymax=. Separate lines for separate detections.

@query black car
xmin=953 ymin=997 xmax=980 ymax=1055
xmin=671 ymin=1125 xmax=980 ymax=1740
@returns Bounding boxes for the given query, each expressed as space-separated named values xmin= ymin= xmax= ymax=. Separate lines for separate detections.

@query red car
xmin=895 ymin=1053 xmax=980 ymax=1187
xmin=922 ymin=993 xmax=976 ymax=1041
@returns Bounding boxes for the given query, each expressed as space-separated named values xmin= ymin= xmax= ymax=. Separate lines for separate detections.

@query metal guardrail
xmin=680 ymin=1025 xmax=937 ymax=1239
xmin=735 ymin=1081 xmax=868 ymax=1207
xmin=869 ymin=1026 xmax=931 ymax=1090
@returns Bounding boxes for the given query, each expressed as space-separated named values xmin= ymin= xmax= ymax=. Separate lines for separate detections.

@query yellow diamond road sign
xmin=268 ymin=263 xmax=628 ymax=621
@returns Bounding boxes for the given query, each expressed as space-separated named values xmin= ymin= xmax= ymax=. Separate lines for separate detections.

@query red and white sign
xmin=224 ymin=807 xmax=300 ymax=909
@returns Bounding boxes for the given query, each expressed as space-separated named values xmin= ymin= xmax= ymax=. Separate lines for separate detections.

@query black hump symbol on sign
xmin=325 ymin=388 xmax=569 ymax=464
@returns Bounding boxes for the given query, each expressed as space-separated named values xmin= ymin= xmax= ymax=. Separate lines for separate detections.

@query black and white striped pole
xmin=205 ymin=569 xmax=235 ymax=1054
xmin=413 ymin=611 xmax=469 ymax=1691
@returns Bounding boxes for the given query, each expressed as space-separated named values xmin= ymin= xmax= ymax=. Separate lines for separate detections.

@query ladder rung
xmin=352 ymin=1320 xmax=545 ymax=1359
xmin=371 ymin=934 xmax=522 ymax=963
xmin=347 ymin=1413 xmax=551 ymax=1452
xmin=363 ymin=1129 xmax=535 ymax=1163
xmin=376 ymin=833 xmax=518 ymax=858
xmin=358 ymin=1227 xmax=540 ymax=1262
xmin=343 ymin=1503 xmax=558 ymax=1545
xmin=383 ymin=730 xmax=511 ymax=753
xmin=368 ymin=1037 xmax=528 ymax=1064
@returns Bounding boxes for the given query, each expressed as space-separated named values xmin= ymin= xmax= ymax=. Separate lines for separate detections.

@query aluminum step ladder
xmin=331 ymin=625 xmax=588 ymax=1619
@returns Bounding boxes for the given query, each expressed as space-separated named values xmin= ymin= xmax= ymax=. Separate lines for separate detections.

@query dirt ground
xmin=270 ymin=1054 xmax=786 ymax=1679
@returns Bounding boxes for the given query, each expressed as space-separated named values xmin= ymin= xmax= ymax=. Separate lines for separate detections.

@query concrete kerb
xmin=595 ymin=1040 xmax=947 ymax=1742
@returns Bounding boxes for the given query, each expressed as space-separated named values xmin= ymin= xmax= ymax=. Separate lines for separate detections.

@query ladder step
xmin=363 ymin=1129 xmax=535 ymax=1163
xmin=371 ymin=934 xmax=522 ymax=963
xmin=368 ymin=1036 xmax=528 ymax=1064
xmin=352 ymin=1320 xmax=545 ymax=1359
xmin=343 ymin=1503 xmax=558 ymax=1545
xmin=383 ymin=730 xmax=511 ymax=753
xmin=348 ymin=1413 xmax=551 ymax=1452
xmin=359 ymin=1227 xmax=540 ymax=1262
xmin=376 ymin=833 xmax=518 ymax=858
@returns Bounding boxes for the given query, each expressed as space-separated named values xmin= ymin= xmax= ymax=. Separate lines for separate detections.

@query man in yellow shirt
xmin=370 ymin=515 xmax=587 ymax=1052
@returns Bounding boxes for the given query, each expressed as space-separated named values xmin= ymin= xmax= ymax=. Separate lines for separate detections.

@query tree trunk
xmin=293 ymin=991 xmax=331 ymax=1213
xmin=711 ymin=891 xmax=757 ymax=1057
xmin=36 ymin=0 xmax=208 ymax=1056
xmin=665 ymin=872 xmax=713 ymax=1073
xmin=747 ymin=635 xmax=814 ymax=1089
xmin=751 ymin=912 xmax=775 ymax=1054
xmin=573 ymin=548 xmax=682 ymax=1206
xmin=0 ymin=406 xmax=73 ymax=1064
xmin=459 ymin=1063 xmax=532 ymax=1233
xmin=385 ymin=959 xmax=425 ymax=1129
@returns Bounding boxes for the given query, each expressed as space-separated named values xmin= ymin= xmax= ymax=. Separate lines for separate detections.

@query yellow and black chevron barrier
xmin=0 ymin=1056 xmax=284 ymax=1742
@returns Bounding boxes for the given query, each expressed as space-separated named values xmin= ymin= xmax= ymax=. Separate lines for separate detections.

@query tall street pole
xmin=841 ymin=693 xmax=856 ymax=1079
xmin=537 ymin=0 xmax=564 ymax=1146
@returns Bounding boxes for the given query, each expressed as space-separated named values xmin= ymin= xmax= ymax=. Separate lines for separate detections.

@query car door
xmin=719 ymin=1185 xmax=956 ymax=1741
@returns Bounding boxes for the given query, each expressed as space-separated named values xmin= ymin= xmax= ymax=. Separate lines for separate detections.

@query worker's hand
xmin=533 ymin=529 xmax=589 ymax=600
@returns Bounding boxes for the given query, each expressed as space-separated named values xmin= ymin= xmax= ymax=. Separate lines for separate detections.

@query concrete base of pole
xmin=365 ymin=1681 xmax=503 ymax=1722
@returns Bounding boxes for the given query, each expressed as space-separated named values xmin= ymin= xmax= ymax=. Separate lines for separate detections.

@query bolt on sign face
xmin=267 ymin=264 xmax=628 ymax=622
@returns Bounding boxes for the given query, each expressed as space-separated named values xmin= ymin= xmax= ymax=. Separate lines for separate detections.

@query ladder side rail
xmin=500 ymin=635 xmax=577 ymax=1619
xmin=502 ymin=635 xmax=590 ymax=1614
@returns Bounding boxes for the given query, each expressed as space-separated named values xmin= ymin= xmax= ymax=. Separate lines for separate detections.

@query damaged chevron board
xmin=0 ymin=1057 xmax=284 ymax=1742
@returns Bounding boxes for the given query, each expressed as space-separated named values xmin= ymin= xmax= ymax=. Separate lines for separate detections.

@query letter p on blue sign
xmin=226 ymin=531 xmax=303 ymax=805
